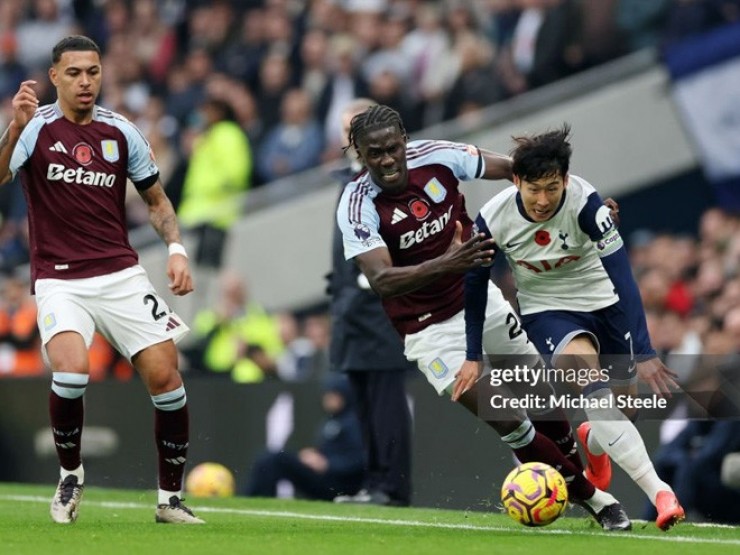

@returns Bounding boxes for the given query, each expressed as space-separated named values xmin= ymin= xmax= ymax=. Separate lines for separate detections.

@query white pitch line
xmin=3 ymin=494 xmax=739 ymax=546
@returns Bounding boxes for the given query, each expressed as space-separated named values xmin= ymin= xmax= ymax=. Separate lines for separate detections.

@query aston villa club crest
xmin=423 ymin=178 xmax=447 ymax=203
xmin=101 ymin=140 xmax=120 ymax=162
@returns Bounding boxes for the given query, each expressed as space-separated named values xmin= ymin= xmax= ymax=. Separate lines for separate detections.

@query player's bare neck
xmin=63 ymin=109 xmax=94 ymax=125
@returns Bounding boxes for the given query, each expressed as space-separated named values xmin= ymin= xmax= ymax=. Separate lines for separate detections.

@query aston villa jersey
xmin=337 ymin=140 xmax=485 ymax=336
xmin=9 ymin=103 xmax=159 ymax=286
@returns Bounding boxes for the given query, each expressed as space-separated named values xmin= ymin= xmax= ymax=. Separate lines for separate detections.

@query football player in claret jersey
xmin=336 ymin=105 xmax=631 ymax=530
xmin=0 ymin=36 xmax=203 ymax=524
xmin=462 ymin=124 xmax=685 ymax=530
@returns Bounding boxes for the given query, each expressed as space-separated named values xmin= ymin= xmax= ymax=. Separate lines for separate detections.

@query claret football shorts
xmin=35 ymin=265 xmax=190 ymax=363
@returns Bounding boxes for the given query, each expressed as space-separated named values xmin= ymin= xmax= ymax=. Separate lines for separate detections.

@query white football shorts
xmin=35 ymin=265 xmax=190 ymax=363
xmin=404 ymin=282 xmax=540 ymax=395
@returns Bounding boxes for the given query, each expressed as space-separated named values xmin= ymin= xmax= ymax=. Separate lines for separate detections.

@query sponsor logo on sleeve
xmin=595 ymin=205 xmax=614 ymax=235
xmin=353 ymin=223 xmax=382 ymax=248
xmin=353 ymin=223 xmax=371 ymax=241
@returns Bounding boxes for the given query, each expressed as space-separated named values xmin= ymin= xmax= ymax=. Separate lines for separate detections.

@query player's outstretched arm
xmin=139 ymin=181 xmax=194 ymax=296
xmin=0 ymin=80 xmax=38 ymax=185
xmin=354 ymin=221 xmax=495 ymax=298
xmin=479 ymin=149 xmax=513 ymax=181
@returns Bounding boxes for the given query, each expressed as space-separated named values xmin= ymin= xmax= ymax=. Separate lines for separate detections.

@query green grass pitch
xmin=1 ymin=482 xmax=738 ymax=555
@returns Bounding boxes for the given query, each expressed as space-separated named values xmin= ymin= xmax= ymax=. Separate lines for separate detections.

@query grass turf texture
xmin=1 ymin=483 xmax=738 ymax=555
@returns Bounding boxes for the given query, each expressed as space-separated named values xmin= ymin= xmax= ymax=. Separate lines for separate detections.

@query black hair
xmin=204 ymin=98 xmax=236 ymax=123
xmin=52 ymin=36 xmax=101 ymax=65
xmin=345 ymin=104 xmax=407 ymax=156
xmin=510 ymin=123 xmax=572 ymax=182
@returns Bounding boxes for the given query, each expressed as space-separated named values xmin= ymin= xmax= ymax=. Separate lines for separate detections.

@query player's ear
xmin=562 ymin=173 xmax=569 ymax=188
xmin=513 ymin=175 xmax=521 ymax=189
xmin=49 ymin=66 xmax=58 ymax=87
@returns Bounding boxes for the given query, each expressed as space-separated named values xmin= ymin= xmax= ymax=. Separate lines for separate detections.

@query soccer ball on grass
xmin=185 ymin=462 xmax=236 ymax=498
xmin=500 ymin=462 xmax=568 ymax=526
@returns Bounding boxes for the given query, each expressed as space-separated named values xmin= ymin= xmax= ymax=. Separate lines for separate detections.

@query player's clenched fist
xmin=12 ymin=80 xmax=39 ymax=129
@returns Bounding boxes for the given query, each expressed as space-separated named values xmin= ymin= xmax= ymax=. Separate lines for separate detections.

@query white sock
xmin=158 ymin=488 xmax=181 ymax=505
xmin=60 ymin=464 xmax=84 ymax=485
xmin=582 ymin=488 xmax=618 ymax=514
xmin=584 ymin=389 xmax=671 ymax=505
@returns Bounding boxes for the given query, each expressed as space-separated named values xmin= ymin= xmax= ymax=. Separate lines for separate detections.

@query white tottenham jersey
xmin=478 ymin=175 xmax=620 ymax=315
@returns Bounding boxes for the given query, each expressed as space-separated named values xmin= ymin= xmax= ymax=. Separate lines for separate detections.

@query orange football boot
xmin=655 ymin=490 xmax=685 ymax=531
xmin=577 ymin=422 xmax=612 ymax=491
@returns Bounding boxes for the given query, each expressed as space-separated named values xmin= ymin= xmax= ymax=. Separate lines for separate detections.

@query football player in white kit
xmin=337 ymin=105 xmax=631 ymax=530
xmin=461 ymin=124 xmax=685 ymax=530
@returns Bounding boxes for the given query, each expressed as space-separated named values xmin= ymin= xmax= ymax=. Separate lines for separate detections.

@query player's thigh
xmin=35 ymin=279 xmax=97 ymax=372
xmin=404 ymin=312 xmax=467 ymax=396
xmin=481 ymin=283 xmax=539 ymax=362
xmin=93 ymin=266 xmax=190 ymax=362
xmin=521 ymin=311 xmax=598 ymax=365
xmin=595 ymin=305 xmax=638 ymax=387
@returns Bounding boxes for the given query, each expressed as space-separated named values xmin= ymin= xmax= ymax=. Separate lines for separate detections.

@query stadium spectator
xmin=645 ymin=418 xmax=740 ymax=524
xmin=318 ymin=34 xmax=370 ymax=160
xmin=616 ymin=0 xmax=673 ymax=52
xmin=256 ymin=88 xmax=324 ymax=183
xmin=328 ymin=98 xmax=415 ymax=507
xmin=462 ymin=123 xmax=684 ymax=530
xmin=185 ymin=269 xmax=283 ymax=383
xmin=15 ymin=0 xmax=74 ymax=72
xmin=443 ymin=31 xmax=506 ymax=122
xmin=177 ymin=97 xmax=252 ymax=277
xmin=578 ymin=0 xmax=624 ymax=69
xmin=253 ymin=51 xmax=294 ymax=144
xmin=0 ymin=270 xmax=43 ymax=377
xmin=0 ymin=36 xmax=202 ymax=524
xmin=296 ymin=27 xmax=332 ymax=106
xmin=275 ymin=311 xmax=330 ymax=383
xmin=336 ymin=104 xmax=630 ymax=529
xmin=244 ymin=373 xmax=364 ymax=501
xmin=0 ymin=32 xmax=28 ymax=101
xmin=497 ymin=0 xmax=583 ymax=96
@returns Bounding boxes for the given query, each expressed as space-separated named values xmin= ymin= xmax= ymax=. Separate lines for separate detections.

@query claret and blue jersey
xmin=337 ymin=139 xmax=484 ymax=337
xmin=9 ymin=102 xmax=159 ymax=286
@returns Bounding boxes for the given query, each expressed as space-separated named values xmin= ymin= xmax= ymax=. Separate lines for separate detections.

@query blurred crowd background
xmin=0 ymin=0 xmax=737 ymax=385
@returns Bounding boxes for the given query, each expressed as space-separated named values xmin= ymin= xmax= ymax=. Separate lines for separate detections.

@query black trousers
xmin=244 ymin=451 xmax=362 ymax=501
xmin=347 ymin=370 xmax=412 ymax=505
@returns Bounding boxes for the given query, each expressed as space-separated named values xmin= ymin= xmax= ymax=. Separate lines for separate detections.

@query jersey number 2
xmin=506 ymin=313 xmax=524 ymax=340
xmin=144 ymin=294 xmax=167 ymax=321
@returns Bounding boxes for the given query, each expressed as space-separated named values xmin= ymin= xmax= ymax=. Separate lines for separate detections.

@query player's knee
xmin=146 ymin=370 xmax=183 ymax=395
